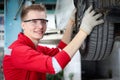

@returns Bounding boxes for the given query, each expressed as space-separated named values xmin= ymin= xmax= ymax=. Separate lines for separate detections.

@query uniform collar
xmin=18 ymin=32 xmax=36 ymax=49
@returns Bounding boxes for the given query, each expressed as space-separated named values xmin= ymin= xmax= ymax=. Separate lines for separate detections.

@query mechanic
xmin=3 ymin=4 xmax=104 ymax=80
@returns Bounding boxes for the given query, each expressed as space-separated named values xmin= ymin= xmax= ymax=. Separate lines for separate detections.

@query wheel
xmin=80 ymin=21 xmax=114 ymax=60
xmin=74 ymin=0 xmax=115 ymax=61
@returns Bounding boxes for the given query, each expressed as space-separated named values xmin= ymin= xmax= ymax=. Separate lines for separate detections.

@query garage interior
xmin=1 ymin=0 xmax=120 ymax=80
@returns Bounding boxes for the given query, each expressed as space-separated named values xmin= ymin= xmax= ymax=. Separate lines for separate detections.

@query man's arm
xmin=63 ymin=5 xmax=104 ymax=58
xmin=61 ymin=20 xmax=74 ymax=44
xmin=63 ymin=29 xmax=87 ymax=58
xmin=61 ymin=9 xmax=76 ymax=44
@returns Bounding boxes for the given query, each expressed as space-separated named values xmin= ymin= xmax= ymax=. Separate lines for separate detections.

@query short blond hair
xmin=21 ymin=4 xmax=46 ymax=21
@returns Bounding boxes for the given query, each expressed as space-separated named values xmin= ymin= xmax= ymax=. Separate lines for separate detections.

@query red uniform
xmin=3 ymin=33 xmax=71 ymax=80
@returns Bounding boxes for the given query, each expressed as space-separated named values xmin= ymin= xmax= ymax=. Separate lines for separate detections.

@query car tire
xmin=74 ymin=0 xmax=115 ymax=61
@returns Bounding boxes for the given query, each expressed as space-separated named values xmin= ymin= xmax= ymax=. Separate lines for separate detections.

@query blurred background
xmin=1 ymin=0 xmax=120 ymax=80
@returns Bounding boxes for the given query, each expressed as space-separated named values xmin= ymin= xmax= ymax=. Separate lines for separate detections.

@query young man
xmin=3 ymin=4 xmax=104 ymax=80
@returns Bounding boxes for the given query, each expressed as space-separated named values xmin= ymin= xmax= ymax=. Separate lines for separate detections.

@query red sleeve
xmin=37 ymin=40 xmax=67 ymax=56
xmin=11 ymin=45 xmax=70 ymax=74
xmin=57 ymin=40 xmax=67 ymax=49
xmin=54 ymin=50 xmax=71 ymax=69
xmin=11 ymin=46 xmax=55 ymax=74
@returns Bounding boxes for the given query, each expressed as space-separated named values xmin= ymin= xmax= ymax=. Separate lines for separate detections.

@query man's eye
xmin=31 ymin=20 xmax=37 ymax=23
xmin=41 ymin=20 xmax=46 ymax=24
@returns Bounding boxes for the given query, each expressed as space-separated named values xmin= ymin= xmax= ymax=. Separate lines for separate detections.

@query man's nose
xmin=36 ymin=22 xmax=43 ymax=28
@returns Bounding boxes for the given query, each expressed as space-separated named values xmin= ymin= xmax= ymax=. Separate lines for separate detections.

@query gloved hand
xmin=70 ymin=8 xmax=76 ymax=23
xmin=80 ymin=5 xmax=104 ymax=35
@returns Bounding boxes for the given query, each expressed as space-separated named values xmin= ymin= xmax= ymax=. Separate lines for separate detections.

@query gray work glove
xmin=80 ymin=5 xmax=104 ymax=35
xmin=70 ymin=8 xmax=76 ymax=23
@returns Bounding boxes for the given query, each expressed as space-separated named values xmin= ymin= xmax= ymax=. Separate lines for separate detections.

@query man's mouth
xmin=34 ymin=31 xmax=44 ymax=35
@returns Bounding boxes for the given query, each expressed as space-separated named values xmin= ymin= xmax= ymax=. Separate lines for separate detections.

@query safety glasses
xmin=23 ymin=19 xmax=48 ymax=27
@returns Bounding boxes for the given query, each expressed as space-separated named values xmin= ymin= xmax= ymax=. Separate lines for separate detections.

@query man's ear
xmin=21 ymin=22 xmax=25 ymax=30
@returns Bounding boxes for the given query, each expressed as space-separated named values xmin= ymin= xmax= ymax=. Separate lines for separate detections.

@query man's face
xmin=21 ymin=10 xmax=47 ymax=41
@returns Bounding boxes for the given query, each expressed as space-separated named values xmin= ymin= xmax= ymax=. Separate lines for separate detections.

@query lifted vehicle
xmin=72 ymin=0 xmax=120 ymax=79
xmin=55 ymin=0 xmax=120 ymax=79
xmin=74 ymin=0 xmax=120 ymax=61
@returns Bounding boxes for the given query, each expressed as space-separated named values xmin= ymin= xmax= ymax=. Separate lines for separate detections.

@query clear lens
xmin=24 ymin=19 xmax=48 ymax=27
